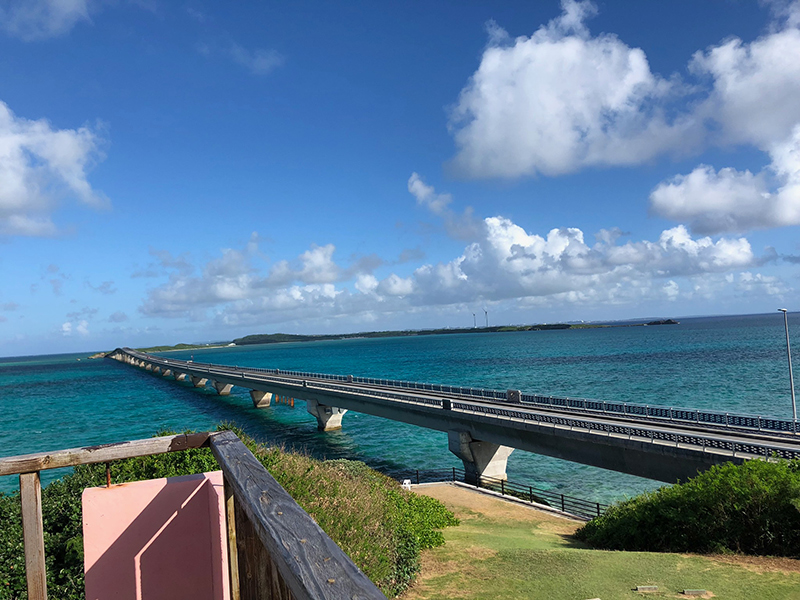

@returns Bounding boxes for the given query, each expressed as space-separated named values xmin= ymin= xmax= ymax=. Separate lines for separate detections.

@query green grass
xmin=405 ymin=486 xmax=800 ymax=600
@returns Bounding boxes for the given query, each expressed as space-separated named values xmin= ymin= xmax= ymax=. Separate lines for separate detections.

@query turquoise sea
xmin=1 ymin=312 xmax=798 ymax=504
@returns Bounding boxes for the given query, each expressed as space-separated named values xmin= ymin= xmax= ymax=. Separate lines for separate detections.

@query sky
xmin=2 ymin=0 xmax=800 ymax=355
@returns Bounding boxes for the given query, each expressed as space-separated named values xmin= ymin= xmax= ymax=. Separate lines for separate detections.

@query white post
xmin=779 ymin=309 xmax=797 ymax=431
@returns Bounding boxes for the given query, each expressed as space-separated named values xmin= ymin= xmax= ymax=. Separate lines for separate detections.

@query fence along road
xmin=111 ymin=348 xmax=800 ymax=484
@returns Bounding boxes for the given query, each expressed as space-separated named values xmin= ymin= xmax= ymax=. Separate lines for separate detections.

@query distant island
xmin=132 ymin=319 xmax=679 ymax=352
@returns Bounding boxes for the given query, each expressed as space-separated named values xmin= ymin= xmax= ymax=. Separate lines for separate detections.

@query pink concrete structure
xmin=82 ymin=471 xmax=230 ymax=600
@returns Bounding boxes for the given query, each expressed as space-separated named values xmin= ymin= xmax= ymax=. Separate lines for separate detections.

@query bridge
xmin=110 ymin=348 xmax=800 ymax=484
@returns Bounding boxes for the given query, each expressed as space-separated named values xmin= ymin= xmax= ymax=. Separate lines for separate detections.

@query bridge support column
xmin=153 ymin=366 xmax=161 ymax=374
xmin=249 ymin=390 xmax=273 ymax=408
xmin=212 ymin=380 xmax=233 ymax=396
xmin=191 ymin=376 xmax=208 ymax=388
xmin=145 ymin=364 xmax=153 ymax=371
xmin=306 ymin=399 xmax=347 ymax=431
xmin=448 ymin=431 xmax=514 ymax=482
xmin=162 ymin=369 xmax=172 ymax=377
xmin=174 ymin=372 xmax=187 ymax=382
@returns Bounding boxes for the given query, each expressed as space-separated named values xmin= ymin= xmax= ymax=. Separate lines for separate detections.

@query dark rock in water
xmin=647 ymin=319 xmax=679 ymax=326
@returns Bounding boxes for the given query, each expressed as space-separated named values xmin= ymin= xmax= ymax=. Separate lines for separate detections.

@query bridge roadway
xmin=111 ymin=348 xmax=800 ymax=484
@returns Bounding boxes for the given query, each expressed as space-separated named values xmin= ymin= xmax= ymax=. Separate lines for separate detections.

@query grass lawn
xmin=402 ymin=484 xmax=800 ymax=600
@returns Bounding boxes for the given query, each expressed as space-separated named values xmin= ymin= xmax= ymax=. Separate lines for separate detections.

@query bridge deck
xmin=113 ymin=348 xmax=800 ymax=483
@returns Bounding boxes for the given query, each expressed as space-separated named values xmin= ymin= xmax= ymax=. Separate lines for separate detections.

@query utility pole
xmin=779 ymin=308 xmax=797 ymax=431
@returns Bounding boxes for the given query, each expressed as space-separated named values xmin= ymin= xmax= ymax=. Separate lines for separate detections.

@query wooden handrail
xmin=2 ymin=431 xmax=386 ymax=600
xmin=0 ymin=432 xmax=211 ymax=476
xmin=209 ymin=431 xmax=385 ymax=600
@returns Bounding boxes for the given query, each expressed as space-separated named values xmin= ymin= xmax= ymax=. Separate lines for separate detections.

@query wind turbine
xmin=484 ymin=308 xmax=488 ymax=328
xmin=472 ymin=313 xmax=477 ymax=328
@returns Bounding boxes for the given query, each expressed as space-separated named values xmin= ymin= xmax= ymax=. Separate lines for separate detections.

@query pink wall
xmin=82 ymin=471 xmax=230 ymax=600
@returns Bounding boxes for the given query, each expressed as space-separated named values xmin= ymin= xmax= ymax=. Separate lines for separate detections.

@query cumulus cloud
xmin=449 ymin=0 xmax=693 ymax=178
xmin=449 ymin=0 xmax=800 ymax=235
xmin=651 ymin=125 xmax=800 ymax=234
xmin=60 ymin=319 xmax=88 ymax=336
xmin=689 ymin=13 xmax=800 ymax=149
xmin=0 ymin=0 xmax=91 ymax=41
xmin=108 ymin=311 xmax=128 ymax=323
xmin=0 ymin=101 xmax=107 ymax=237
xmin=139 ymin=198 xmax=766 ymax=328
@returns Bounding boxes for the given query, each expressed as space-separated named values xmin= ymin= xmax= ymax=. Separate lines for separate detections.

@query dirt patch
xmin=413 ymin=483 xmax=582 ymax=529
xmin=705 ymin=553 xmax=800 ymax=574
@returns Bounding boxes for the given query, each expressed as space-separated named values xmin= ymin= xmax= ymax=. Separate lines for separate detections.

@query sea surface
xmin=1 ymin=312 xmax=798 ymax=504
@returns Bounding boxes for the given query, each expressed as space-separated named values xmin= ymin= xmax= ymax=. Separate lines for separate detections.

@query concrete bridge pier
xmin=306 ymin=399 xmax=347 ymax=431
xmin=145 ymin=364 xmax=153 ymax=371
xmin=153 ymin=366 xmax=161 ymax=375
xmin=174 ymin=372 xmax=187 ymax=382
xmin=448 ymin=431 xmax=514 ymax=482
xmin=250 ymin=390 xmax=273 ymax=408
xmin=191 ymin=376 xmax=208 ymax=388
xmin=162 ymin=369 xmax=172 ymax=377
xmin=212 ymin=380 xmax=233 ymax=396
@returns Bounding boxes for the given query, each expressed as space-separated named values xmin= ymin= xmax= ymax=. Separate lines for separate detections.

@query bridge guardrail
xmin=395 ymin=467 xmax=607 ymax=520
xmin=126 ymin=348 xmax=800 ymax=441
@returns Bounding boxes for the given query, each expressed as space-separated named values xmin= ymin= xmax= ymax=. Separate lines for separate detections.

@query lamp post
xmin=778 ymin=308 xmax=797 ymax=430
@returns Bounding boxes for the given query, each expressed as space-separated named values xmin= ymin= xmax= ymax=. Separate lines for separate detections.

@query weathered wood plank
xmin=209 ymin=431 xmax=385 ymax=600
xmin=225 ymin=476 xmax=242 ymax=600
xmin=235 ymin=499 xmax=293 ymax=600
xmin=0 ymin=432 xmax=211 ymax=476
xmin=20 ymin=472 xmax=47 ymax=600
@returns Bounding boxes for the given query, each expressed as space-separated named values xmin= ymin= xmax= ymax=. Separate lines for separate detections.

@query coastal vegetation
xmin=125 ymin=319 xmax=679 ymax=353
xmin=406 ymin=485 xmax=800 ymax=600
xmin=576 ymin=458 xmax=800 ymax=557
xmin=0 ymin=426 xmax=457 ymax=599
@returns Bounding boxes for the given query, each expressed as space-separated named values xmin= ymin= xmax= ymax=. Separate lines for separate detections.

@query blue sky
xmin=2 ymin=0 xmax=800 ymax=355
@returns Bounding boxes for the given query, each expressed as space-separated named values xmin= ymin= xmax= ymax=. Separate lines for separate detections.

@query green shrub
xmin=0 ymin=426 xmax=457 ymax=599
xmin=576 ymin=459 xmax=800 ymax=556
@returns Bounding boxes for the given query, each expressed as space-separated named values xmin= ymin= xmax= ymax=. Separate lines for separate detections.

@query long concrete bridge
xmin=109 ymin=347 xmax=800 ymax=484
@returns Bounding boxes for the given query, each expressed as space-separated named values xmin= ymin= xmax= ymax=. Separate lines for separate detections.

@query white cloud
xmin=0 ymin=101 xmax=107 ymax=236
xmin=0 ymin=0 xmax=91 ymax=41
xmin=227 ymin=43 xmax=284 ymax=76
xmin=651 ymin=125 xmax=800 ymax=233
xmin=298 ymin=244 xmax=339 ymax=283
xmin=139 ymin=199 xmax=765 ymax=327
xmin=407 ymin=173 xmax=481 ymax=240
xmin=408 ymin=172 xmax=452 ymax=215
xmin=449 ymin=0 xmax=693 ymax=178
xmin=689 ymin=16 xmax=800 ymax=148
xmin=59 ymin=317 xmax=89 ymax=336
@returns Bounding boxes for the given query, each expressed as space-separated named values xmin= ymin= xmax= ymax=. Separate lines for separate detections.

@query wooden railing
xmin=0 ymin=431 xmax=386 ymax=600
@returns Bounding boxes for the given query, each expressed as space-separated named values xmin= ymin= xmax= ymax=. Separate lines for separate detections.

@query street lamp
xmin=778 ymin=308 xmax=797 ymax=429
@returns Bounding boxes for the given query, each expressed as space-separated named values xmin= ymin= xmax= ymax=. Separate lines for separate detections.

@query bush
xmin=0 ymin=426 xmax=457 ymax=599
xmin=576 ymin=459 xmax=800 ymax=556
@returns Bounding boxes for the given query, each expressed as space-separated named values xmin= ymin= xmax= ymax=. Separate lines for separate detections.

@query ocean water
xmin=1 ymin=313 xmax=797 ymax=504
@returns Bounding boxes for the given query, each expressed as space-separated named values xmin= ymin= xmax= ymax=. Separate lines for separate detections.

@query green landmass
xmin=135 ymin=342 xmax=229 ymax=352
xmin=0 ymin=425 xmax=456 ymax=599
xmin=233 ymin=324 xmax=573 ymax=346
xmin=129 ymin=319 xmax=679 ymax=353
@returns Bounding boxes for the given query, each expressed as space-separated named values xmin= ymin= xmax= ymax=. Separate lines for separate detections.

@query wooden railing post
xmin=224 ymin=476 xmax=241 ymax=600
xmin=19 ymin=472 xmax=47 ymax=600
